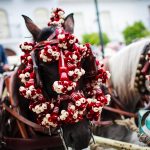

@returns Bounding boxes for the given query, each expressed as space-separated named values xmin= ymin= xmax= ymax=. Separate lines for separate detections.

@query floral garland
xmin=18 ymin=8 xmax=111 ymax=128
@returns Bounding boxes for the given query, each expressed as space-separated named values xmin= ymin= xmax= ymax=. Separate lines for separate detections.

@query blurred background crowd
xmin=0 ymin=0 xmax=150 ymax=70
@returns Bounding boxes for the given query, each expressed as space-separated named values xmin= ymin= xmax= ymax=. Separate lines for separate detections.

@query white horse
xmin=108 ymin=38 xmax=150 ymax=112
xmin=93 ymin=38 xmax=150 ymax=145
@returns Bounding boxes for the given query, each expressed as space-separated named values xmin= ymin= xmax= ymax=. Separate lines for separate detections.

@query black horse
xmin=7 ymin=13 xmax=94 ymax=150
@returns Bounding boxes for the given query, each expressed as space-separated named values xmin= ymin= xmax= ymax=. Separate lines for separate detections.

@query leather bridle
xmin=31 ymin=30 xmax=59 ymax=89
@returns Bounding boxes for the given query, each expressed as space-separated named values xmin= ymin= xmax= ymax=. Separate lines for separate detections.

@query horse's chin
xmin=70 ymin=145 xmax=90 ymax=150
xmin=68 ymin=147 xmax=90 ymax=150
xmin=61 ymin=119 xmax=91 ymax=150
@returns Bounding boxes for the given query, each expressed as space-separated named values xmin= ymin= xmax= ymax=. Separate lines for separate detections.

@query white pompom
xmin=72 ymin=54 xmax=77 ymax=60
xmin=58 ymin=34 xmax=65 ymax=39
xmin=27 ymin=56 xmax=31 ymax=60
xmin=70 ymin=105 xmax=75 ymax=110
xmin=60 ymin=19 xmax=64 ymax=23
xmin=69 ymin=40 xmax=74 ymax=44
xmin=92 ymin=107 xmax=100 ymax=112
xmin=74 ymin=69 xmax=79 ymax=74
xmin=87 ymin=98 xmax=92 ymax=104
xmin=19 ymin=74 xmax=25 ymax=78
xmin=105 ymin=94 xmax=111 ymax=105
xmin=42 ymin=103 xmax=47 ymax=109
xmin=50 ymin=103 xmax=54 ymax=109
xmin=61 ymin=110 xmax=66 ymax=114
xmin=63 ymin=43 xmax=67 ymax=49
xmin=48 ymin=48 xmax=52 ymax=54
xmin=80 ymin=98 xmax=86 ymax=103
xmin=73 ymin=112 xmax=78 ymax=119
xmin=68 ymin=71 xmax=74 ymax=76
xmin=25 ymin=72 xmax=30 ymax=78
xmin=58 ymin=44 xmax=63 ymax=48
xmin=72 ymin=82 xmax=76 ymax=87
xmin=81 ymin=68 xmax=85 ymax=74
xmin=67 ymin=86 xmax=72 ymax=91
xmin=26 ymin=90 xmax=31 ymax=96
xmin=51 ymin=13 xmax=55 ymax=17
xmin=29 ymin=85 xmax=34 ymax=90
xmin=76 ymin=101 xmax=81 ymax=106
xmin=46 ymin=114 xmax=50 ymax=118
xmin=19 ymin=86 xmax=25 ymax=91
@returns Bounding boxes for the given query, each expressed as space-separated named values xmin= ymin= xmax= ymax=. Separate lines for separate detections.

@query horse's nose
xmin=68 ymin=128 xmax=91 ymax=150
xmin=62 ymin=119 xmax=91 ymax=150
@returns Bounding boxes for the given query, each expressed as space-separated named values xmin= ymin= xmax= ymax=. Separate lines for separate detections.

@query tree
xmin=82 ymin=32 xmax=109 ymax=46
xmin=123 ymin=21 xmax=150 ymax=45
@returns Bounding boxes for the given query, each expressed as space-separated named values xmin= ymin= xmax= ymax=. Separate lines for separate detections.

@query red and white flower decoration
xmin=18 ymin=8 xmax=111 ymax=128
xmin=39 ymin=45 xmax=60 ymax=62
xmin=48 ymin=8 xmax=65 ymax=26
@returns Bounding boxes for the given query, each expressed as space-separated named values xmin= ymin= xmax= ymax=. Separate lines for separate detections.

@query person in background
xmin=0 ymin=44 xmax=10 ymax=73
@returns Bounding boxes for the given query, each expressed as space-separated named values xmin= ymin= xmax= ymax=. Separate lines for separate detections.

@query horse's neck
xmin=108 ymin=40 xmax=150 ymax=112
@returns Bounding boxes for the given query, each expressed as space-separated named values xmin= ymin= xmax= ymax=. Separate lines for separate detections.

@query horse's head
xmin=20 ymin=8 xmax=110 ymax=149
xmin=107 ymin=39 xmax=150 ymax=112
xmin=22 ymin=12 xmax=91 ymax=149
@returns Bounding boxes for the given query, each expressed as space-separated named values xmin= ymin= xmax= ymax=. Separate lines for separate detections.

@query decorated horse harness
xmin=18 ymin=8 xmax=110 ymax=128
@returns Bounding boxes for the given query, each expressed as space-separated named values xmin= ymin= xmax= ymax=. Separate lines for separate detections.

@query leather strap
xmin=47 ymin=30 xmax=56 ymax=41
xmin=103 ymin=106 xmax=137 ymax=118
xmin=0 ymin=76 xmax=4 ymax=100
xmin=93 ymin=120 xmax=113 ymax=126
xmin=2 ymin=103 xmax=57 ymax=135
xmin=34 ymin=39 xmax=59 ymax=49
xmin=2 ymin=136 xmax=63 ymax=150
xmin=3 ymin=73 xmax=29 ymax=138
xmin=31 ymin=51 xmax=43 ymax=88
xmin=31 ymin=38 xmax=59 ymax=89
xmin=110 ymin=91 xmax=126 ymax=111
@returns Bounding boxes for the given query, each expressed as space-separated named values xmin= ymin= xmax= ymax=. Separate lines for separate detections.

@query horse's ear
xmin=64 ymin=13 xmax=74 ymax=34
xmin=22 ymin=15 xmax=41 ymax=41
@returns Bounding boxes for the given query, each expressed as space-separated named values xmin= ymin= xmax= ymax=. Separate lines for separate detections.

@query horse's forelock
xmin=36 ymin=26 xmax=56 ymax=42
xmin=108 ymin=39 xmax=150 ymax=112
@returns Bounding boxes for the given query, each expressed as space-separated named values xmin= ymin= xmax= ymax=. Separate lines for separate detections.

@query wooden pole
xmin=94 ymin=0 xmax=105 ymax=58
xmin=91 ymin=136 xmax=150 ymax=150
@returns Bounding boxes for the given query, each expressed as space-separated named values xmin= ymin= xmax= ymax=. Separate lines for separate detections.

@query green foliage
xmin=123 ymin=21 xmax=150 ymax=44
xmin=82 ymin=32 xmax=109 ymax=46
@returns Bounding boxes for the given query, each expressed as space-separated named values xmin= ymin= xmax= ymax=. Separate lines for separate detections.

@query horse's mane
xmin=108 ymin=38 xmax=150 ymax=112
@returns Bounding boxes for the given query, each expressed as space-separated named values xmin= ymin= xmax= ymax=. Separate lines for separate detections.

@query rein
xmin=93 ymin=105 xmax=137 ymax=127
xmin=103 ymin=90 xmax=137 ymax=118
xmin=1 ymin=103 xmax=56 ymax=135
xmin=103 ymin=106 xmax=137 ymax=118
